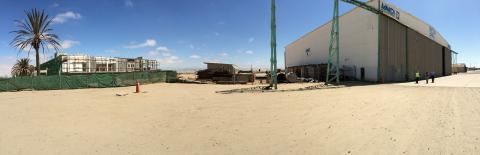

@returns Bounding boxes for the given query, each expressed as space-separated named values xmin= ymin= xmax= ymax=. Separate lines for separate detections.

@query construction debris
xmin=197 ymin=62 xmax=254 ymax=84
xmin=286 ymin=72 xmax=299 ymax=83
xmin=215 ymin=84 xmax=345 ymax=94
xmin=116 ymin=93 xmax=128 ymax=96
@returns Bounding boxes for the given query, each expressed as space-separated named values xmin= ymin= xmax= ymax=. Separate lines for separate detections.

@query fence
xmin=0 ymin=70 xmax=176 ymax=92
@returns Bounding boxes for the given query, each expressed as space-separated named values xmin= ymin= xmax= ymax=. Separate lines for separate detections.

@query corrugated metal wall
xmin=379 ymin=0 xmax=450 ymax=48
xmin=379 ymin=14 xmax=450 ymax=82
xmin=444 ymin=48 xmax=452 ymax=75
xmin=406 ymin=27 xmax=444 ymax=80
xmin=379 ymin=15 xmax=407 ymax=82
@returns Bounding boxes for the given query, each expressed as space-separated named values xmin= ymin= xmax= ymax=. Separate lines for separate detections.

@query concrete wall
xmin=285 ymin=0 xmax=379 ymax=82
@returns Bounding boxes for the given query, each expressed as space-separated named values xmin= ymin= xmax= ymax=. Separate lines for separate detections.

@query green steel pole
xmin=270 ymin=0 xmax=278 ymax=89
xmin=326 ymin=0 xmax=340 ymax=85
xmin=335 ymin=0 xmax=340 ymax=84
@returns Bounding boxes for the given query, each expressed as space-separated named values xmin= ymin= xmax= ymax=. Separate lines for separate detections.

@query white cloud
xmin=148 ymin=50 xmax=160 ymax=56
xmin=245 ymin=50 xmax=254 ymax=54
xmin=162 ymin=53 xmax=171 ymax=57
xmin=248 ymin=37 xmax=255 ymax=43
xmin=236 ymin=49 xmax=254 ymax=55
xmin=0 ymin=64 xmax=12 ymax=77
xmin=0 ymin=56 xmax=17 ymax=77
xmin=156 ymin=46 xmax=169 ymax=52
xmin=50 ymin=2 xmax=59 ymax=8
xmin=147 ymin=46 xmax=182 ymax=65
xmin=48 ymin=40 xmax=80 ymax=49
xmin=220 ymin=52 xmax=228 ymax=57
xmin=0 ymin=56 xmax=15 ymax=62
xmin=148 ymin=46 xmax=170 ymax=56
xmin=158 ymin=56 xmax=182 ymax=65
xmin=124 ymin=39 xmax=157 ymax=49
xmin=61 ymin=40 xmax=80 ymax=49
xmin=125 ymin=0 xmax=134 ymax=7
xmin=203 ymin=58 xmax=220 ymax=63
xmin=52 ymin=11 xmax=82 ymax=24
xmin=190 ymin=54 xmax=201 ymax=59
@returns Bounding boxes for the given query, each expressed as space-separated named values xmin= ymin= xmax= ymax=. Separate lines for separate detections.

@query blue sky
xmin=0 ymin=0 xmax=478 ymax=76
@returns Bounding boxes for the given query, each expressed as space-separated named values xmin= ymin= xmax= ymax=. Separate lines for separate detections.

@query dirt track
xmin=1 ymin=74 xmax=480 ymax=154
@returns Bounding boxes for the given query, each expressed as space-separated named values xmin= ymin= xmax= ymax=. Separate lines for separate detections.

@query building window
xmin=305 ymin=48 xmax=311 ymax=56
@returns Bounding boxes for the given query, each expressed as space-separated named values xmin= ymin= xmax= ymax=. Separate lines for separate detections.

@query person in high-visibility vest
xmin=425 ymin=72 xmax=429 ymax=84
xmin=415 ymin=71 xmax=420 ymax=84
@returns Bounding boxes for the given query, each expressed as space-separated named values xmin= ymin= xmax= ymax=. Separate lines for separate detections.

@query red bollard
xmin=135 ymin=81 xmax=140 ymax=93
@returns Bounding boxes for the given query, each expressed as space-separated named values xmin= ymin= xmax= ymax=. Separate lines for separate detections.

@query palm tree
xmin=10 ymin=8 xmax=61 ymax=76
xmin=11 ymin=58 xmax=35 ymax=77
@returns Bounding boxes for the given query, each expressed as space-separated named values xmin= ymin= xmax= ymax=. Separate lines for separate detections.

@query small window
xmin=305 ymin=48 xmax=311 ymax=56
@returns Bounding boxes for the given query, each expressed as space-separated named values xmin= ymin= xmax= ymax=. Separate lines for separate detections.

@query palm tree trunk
xmin=35 ymin=47 xmax=40 ymax=76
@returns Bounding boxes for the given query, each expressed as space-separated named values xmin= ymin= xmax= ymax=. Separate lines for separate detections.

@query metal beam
xmin=341 ymin=0 xmax=380 ymax=14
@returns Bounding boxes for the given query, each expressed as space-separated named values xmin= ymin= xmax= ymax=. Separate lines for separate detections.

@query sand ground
xmin=397 ymin=71 xmax=480 ymax=88
xmin=1 ymin=73 xmax=480 ymax=155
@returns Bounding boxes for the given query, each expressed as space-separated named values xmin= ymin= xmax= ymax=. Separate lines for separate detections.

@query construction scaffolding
xmin=40 ymin=54 xmax=158 ymax=76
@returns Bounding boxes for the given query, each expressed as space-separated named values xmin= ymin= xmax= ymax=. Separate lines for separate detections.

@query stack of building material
xmin=286 ymin=72 xmax=299 ymax=83
xmin=197 ymin=69 xmax=231 ymax=80
xmin=287 ymin=64 xmax=328 ymax=82
xmin=196 ymin=62 xmax=254 ymax=84
xmin=452 ymin=63 xmax=467 ymax=73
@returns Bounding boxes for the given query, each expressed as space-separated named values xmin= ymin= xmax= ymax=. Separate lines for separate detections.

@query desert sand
xmin=1 ymin=73 xmax=480 ymax=155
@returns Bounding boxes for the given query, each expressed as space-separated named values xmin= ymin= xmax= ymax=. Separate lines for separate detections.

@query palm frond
xmin=11 ymin=58 xmax=35 ymax=77
xmin=10 ymin=8 xmax=61 ymax=75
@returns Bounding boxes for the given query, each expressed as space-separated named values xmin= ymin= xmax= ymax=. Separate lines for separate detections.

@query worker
xmin=431 ymin=71 xmax=436 ymax=83
xmin=415 ymin=71 xmax=420 ymax=84
xmin=425 ymin=72 xmax=429 ymax=84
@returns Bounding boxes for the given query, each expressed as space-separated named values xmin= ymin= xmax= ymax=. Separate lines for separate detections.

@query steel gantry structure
xmin=326 ymin=0 xmax=381 ymax=85
xmin=269 ymin=0 xmax=381 ymax=88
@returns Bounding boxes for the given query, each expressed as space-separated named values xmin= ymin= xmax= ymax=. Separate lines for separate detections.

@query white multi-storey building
xmin=42 ymin=53 xmax=158 ymax=74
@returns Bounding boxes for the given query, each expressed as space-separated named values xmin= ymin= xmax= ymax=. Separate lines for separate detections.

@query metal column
xmin=326 ymin=0 xmax=340 ymax=85
xmin=270 ymin=0 xmax=278 ymax=89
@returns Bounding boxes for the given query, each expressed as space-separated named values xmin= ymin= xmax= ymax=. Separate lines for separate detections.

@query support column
xmin=106 ymin=59 xmax=109 ymax=72
xmin=270 ymin=0 xmax=278 ymax=89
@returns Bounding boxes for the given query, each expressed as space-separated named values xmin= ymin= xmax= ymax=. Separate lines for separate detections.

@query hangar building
xmin=285 ymin=0 xmax=454 ymax=82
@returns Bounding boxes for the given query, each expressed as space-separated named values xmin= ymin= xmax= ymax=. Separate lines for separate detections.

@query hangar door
xmin=380 ymin=14 xmax=448 ymax=82
xmin=379 ymin=15 xmax=407 ymax=82
xmin=443 ymin=47 xmax=452 ymax=76
xmin=407 ymin=29 xmax=444 ymax=80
